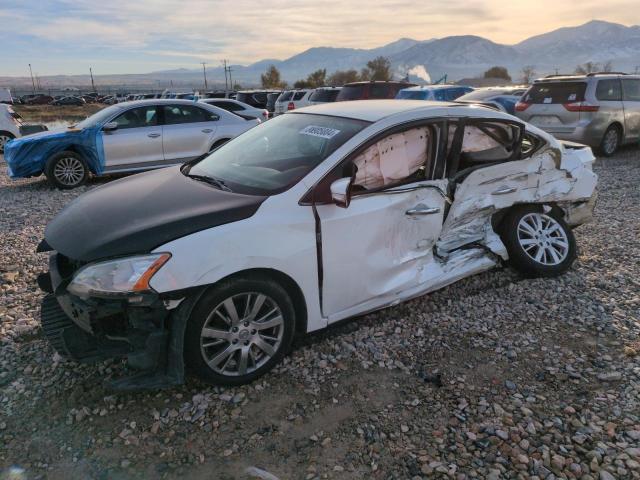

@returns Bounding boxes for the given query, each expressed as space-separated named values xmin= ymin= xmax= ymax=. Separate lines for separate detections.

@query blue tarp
xmin=5 ymin=126 xmax=105 ymax=178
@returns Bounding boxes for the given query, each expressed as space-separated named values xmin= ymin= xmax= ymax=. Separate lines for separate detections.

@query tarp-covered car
xmin=5 ymin=99 xmax=259 ymax=188
xmin=36 ymin=100 xmax=597 ymax=388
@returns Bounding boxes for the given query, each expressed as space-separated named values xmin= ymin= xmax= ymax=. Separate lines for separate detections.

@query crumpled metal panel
xmin=436 ymin=143 xmax=597 ymax=255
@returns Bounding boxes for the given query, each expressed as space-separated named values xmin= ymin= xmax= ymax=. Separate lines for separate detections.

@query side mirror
xmin=330 ymin=177 xmax=352 ymax=208
xmin=102 ymin=122 xmax=118 ymax=132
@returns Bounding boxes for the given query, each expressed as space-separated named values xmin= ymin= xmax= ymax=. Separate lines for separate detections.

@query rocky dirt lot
xmin=0 ymin=150 xmax=639 ymax=480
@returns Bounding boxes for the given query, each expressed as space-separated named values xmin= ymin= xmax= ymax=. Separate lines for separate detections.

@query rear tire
xmin=184 ymin=276 xmax=296 ymax=386
xmin=500 ymin=205 xmax=576 ymax=278
xmin=598 ymin=125 xmax=621 ymax=157
xmin=45 ymin=151 xmax=89 ymax=189
xmin=0 ymin=131 xmax=15 ymax=154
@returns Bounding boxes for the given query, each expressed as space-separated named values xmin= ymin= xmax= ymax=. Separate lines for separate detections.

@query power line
xmin=28 ymin=64 xmax=36 ymax=94
xmin=200 ymin=62 xmax=208 ymax=90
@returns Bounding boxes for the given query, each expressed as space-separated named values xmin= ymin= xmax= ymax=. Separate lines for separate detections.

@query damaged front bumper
xmin=38 ymin=252 xmax=195 ymax=390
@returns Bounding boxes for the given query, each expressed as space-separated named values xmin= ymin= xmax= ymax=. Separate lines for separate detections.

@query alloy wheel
xmin=517 ymin=213 xmax=569 ymax=266
xmin=199 ymin=292 xmax=284 ymax=377
xmin=53 ymin=157 xmax=85 ymax=186
xmin=603 ymin=128 xmax=619 ymax=156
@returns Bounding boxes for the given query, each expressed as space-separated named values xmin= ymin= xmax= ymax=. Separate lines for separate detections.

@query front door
xmin=317 ymin=181 xmax=448 ymax=320
xmin=101 ymin=105 xmax=163 ymax=171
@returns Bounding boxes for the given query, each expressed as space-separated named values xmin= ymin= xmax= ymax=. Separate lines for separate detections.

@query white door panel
xmin=162 ymin=122 xmax=216 ymax=161
xmin=102 ymin=126 xmax=164 ymax=169
xmin=317 ymin=180 xmax=448 ymax=318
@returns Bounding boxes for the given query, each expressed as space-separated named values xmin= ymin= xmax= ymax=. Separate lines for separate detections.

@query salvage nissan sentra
xmin=36 ymin=100 xmax=597 ymax=388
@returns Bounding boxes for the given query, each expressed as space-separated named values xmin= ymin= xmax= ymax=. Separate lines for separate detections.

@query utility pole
xmin=635 ymin=65 xmax=640 ymax=75
xmin=90 ymin=67 xmax=97 ymax=93
xmin=200 ymin=62 xmax=208 ymax=90
xmin=28 ymin=64 xmax=36 ymax=93
xmin=228 ymin=65 xmax=233 ymax=91
xmin=222 ymin=60 xmax=229 ymax=91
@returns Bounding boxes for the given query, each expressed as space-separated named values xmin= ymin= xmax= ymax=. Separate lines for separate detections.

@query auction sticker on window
xmin=300 ymin=125 xmax=341 ymax=139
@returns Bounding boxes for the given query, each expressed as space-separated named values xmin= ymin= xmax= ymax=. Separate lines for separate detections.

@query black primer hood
xmin=45 ymin=166 xmax=266 ymax=262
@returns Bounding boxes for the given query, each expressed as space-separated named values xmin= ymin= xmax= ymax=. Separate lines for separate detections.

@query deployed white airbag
xmin=354 ymin=127 xmax=430 ymax=189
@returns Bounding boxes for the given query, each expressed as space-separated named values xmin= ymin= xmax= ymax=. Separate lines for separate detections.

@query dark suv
xmin=336 ymin=81 xmax=417 ymax=101
xmin=235 ymin=90 xmax=281 ymax=109
xmin=515 ymin=73 xmax=640 ymax=156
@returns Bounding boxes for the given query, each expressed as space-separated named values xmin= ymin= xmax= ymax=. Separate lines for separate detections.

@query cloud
xmin=1 ymin=0 xmax=640 ymax=75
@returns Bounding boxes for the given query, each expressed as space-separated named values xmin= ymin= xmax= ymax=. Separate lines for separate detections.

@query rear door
xmin=161 ymin=104 xmax=219 ymax=161
xmin=622 ymin=78 xmax=640 ymax=141
xmin=101 ymin=105 xmax=164 ymax=170
xmin=594 ymin=78 xmax=624 ymax=138
xmin=517 ymin=81 xmax=587 ymax=135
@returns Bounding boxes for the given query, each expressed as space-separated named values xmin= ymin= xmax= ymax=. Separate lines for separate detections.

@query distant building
xmin=456 ymin=77 xmax=513 ymax=87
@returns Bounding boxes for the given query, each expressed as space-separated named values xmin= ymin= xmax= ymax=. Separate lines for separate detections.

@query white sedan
xmin=200 ymin=98 xmax=269 ymax=122
xmin=5 ymin=99 xmax=259 ymax=188
xmin=37 ymin=100 xmax=597 ymax=388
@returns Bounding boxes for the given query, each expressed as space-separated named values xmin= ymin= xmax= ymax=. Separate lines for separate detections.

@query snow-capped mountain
xmin=3 ymin=20 xmax=639 ymax=88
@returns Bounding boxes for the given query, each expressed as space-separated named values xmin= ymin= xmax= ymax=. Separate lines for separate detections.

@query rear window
xmin=336 ymin=85 xmax=366 ymax=101
xmin=622 ymin=79 xmax=640 ymax=101
xmin=278 ymin=91 xmax=294 ymax=102
xmin=596 ymin=79 xmax=622 ymax=101
xmin=293 ymin=91 xmax=307 ymax=101
xmin=523 ymin=82 xmax=587 ymax=104
xmin=309 ymin=89 xmax=340 ymax=102
xmin=396 ymin=90 xmax=428 ymax=100
xmin=370 ymin=84 xmax=389 ymax=99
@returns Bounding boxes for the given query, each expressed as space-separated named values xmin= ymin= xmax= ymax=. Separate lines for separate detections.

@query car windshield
xmin=396 ymin=90 xmax=428 ymax=100
xmin=75 ymin=105 xmax=123 ymax=129
xmin=187 ymin=113 xmax=370 ymax=195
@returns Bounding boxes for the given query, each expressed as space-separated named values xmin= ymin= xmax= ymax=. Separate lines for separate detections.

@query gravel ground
xmin=1 ymin=149 xmax=639 ymax=480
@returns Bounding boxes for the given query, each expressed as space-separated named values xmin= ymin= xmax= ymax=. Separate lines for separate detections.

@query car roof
xmin=114 ymin=99 xmax=209 ymax=107
xmin=401 ymin=84 xmax=472 ymax=91
xmin=293 ymin=99 xmax=511 ymax=122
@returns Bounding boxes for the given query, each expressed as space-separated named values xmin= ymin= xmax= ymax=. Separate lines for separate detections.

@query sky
xmin=2 ymin=0 xmax=640 ymax=76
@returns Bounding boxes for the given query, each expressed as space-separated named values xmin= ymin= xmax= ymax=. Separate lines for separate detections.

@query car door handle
xmin=492 ymin=186 xmax=516 ymax=195
xmin=406 ymin=206 xmax=440 ymax=216
xmin=201 ymin=128 xmax=213 ymax=133
xmin=147 ymin=133 xmax=161 ymax=138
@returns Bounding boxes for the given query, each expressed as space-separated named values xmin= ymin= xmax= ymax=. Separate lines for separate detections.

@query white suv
xmin=0 ymin=104 xmax=47 ymax=153
xmin=273 ymin=89 xmax=313 ymax=115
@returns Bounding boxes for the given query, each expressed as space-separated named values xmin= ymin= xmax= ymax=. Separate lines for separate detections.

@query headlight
xmin=67 ymin=253 xmax=171 ymax=298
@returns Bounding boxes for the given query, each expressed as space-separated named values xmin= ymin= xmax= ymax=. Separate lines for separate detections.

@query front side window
xmin=351 ymin=125 xmax=435 ymax=190
xmin=163 ymin=105 xmax=217 ymax=124
xmin=187 ymin=113 xmax=369 ymax=195
xmin=596 ymin=79 xmax=622 ymax=101
xmin=112 ymin=106 xmax=158 ymax=129
xmin=622 ymin=79 xmax=640 ymax=101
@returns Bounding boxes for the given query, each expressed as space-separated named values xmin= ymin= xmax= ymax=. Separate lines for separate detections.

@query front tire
xmin=598 ymin=125 xmax=621 ymax=157
xmin=500 ymin=205 xmax=576 ymax=278
xmin=45 ymin=151 xmax=89 ymax=189
xmin=184 ymin=276 xmax=296 ymax=386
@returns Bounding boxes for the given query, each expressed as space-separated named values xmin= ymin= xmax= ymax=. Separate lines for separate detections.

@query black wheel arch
xmin=0 ymin=130 xmax=16 ymax=138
